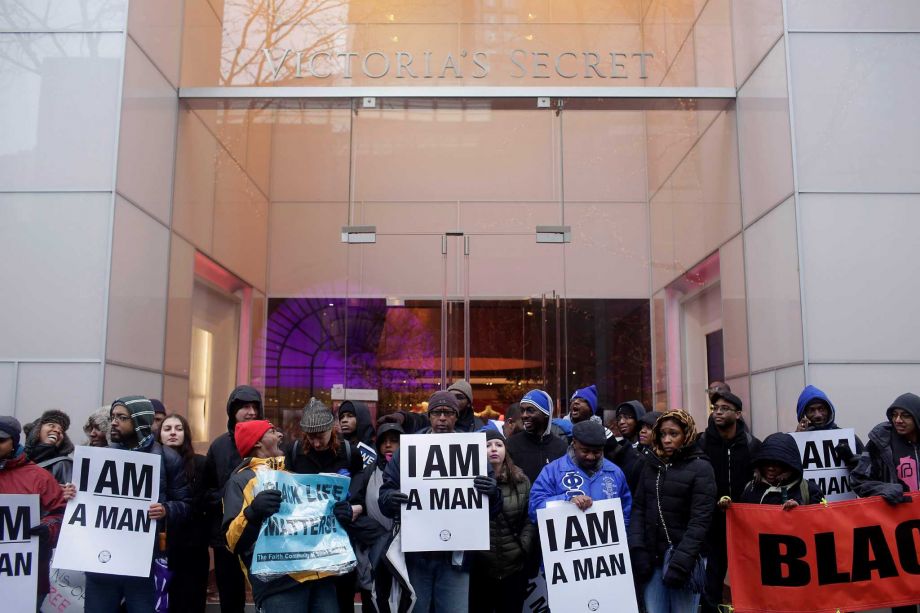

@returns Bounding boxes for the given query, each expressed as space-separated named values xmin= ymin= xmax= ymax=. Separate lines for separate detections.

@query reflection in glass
xmin=263 ymin=297 xmax=651 ymax=424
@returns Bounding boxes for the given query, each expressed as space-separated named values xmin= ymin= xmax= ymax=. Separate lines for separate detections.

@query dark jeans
xmin=701 ymin=537 xmax=727 ymax=613
xmin=258 ymin=579 xmax=337 ymax=613
xmin=85 ymin=573 xmax=154 ymax=613
xmin=334 ymin=571 xmax=356 ymax=613
xmin=213 ymin=545 xmax=246 ymax=613
xmin=469 ymin=567 xmax=528 ymax=613
xmin=168 ymin=544 xmax=210 ymax=612
xmin=892 ymin=607 xmax=919 ymax=613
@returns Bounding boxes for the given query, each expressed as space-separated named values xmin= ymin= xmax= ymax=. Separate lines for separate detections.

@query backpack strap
xmin=344 ymin=440 xmax=352 ymax=465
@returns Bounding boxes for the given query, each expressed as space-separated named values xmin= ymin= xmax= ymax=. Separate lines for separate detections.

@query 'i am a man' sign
xmin=399 ymin=432 xmax=489 ymax=552
xmin=538 ymin=498 xmax=639 ymax=613
xmin=0 ymin=494 xmax=40 ymax=613
xmin=789 ymin=429 xmax=858 ymax=502
xmin=53 ymin=446 xmax=161 ymax=577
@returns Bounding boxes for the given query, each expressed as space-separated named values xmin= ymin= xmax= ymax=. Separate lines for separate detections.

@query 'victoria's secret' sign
xmin=262 ymin=48 xmax=654 ymax=81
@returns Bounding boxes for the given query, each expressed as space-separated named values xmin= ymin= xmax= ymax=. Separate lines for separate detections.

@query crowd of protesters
xmin=1 ymin=377 xmax=918 ymax=613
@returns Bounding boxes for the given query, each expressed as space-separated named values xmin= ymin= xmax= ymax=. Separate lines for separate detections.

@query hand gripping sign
xmin=53 ymin=447 xmax=161 ymax=577
xmin=789 ymin=429 xmax=858 ymax=502
xmin=0 ymin=494 xmax=40 ymax=613
xmin=727 ymin=493 xmax=920 ymax=612
xmin=250 ymin=471 xmax=356 ymax=578
xmin=537 ymin=498 xmax=639 ymax=613
xmin=399 ymin=432 xmax=489 ymax=552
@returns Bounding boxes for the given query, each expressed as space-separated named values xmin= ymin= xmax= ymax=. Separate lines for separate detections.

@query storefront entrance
xmin=218 ymin=98 xmax=659 ymax=422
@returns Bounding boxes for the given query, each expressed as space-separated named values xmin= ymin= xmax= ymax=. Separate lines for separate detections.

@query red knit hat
xmin=235 ymin=420 xmax=273 ymax=458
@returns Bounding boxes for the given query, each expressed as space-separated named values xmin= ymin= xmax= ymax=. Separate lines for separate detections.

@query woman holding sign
xmin=470 ymin=429 xmax=535 ymax=613
xmin=628 ymin=409 xmax=716 ymax=613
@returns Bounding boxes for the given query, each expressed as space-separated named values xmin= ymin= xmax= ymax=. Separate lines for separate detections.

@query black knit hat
xmin=485 ymin=428 xmax=504 ymax=442
xmin=427 ymin=391 xmax=460 ymax=414
xmin=572 ymin=420 xmax=606 ymax=447
xmin=0 ymin=416 xmax=21 ymax=442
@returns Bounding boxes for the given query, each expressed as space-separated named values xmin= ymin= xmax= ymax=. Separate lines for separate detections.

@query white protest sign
xmin=537 ymin=497 xmax=638 ymax=613
xmin=399 ymin=432 xmax=489 ymax=552
xmin=0 ymin=494 xmax=40 ymax=613
xmin=42 ymin=567 xmax=86 ymax=613
xmin=789 ymin=428 xmax=857 ymax=501
xmin=53 ymin=446 xmax=161 ymax=577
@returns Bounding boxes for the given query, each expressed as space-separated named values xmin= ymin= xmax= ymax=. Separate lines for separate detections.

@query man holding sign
xmin=530 ymin=420 xmax=635 ymax=613
xmin=57 ymin=397 xmax=190 ymax=613
xmin=224 ymin=419 xmax=344 ymax=611
xmin=378 ymin=390 xmax=502 ymax=613
xmin=0 ymin=416 xmax=66 ymax=609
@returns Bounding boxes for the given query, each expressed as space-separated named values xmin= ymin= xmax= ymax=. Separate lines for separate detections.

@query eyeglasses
xmin=111 ymin=414 xmax=132 ymax=423
xmin=429 ymin=409 xmax=457 ymax=418
xmin=710 ymin=405 xmax=738 ymax=414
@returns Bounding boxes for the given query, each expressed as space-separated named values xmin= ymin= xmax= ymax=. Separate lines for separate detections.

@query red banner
xmin=727 ymin=492 xmax=920 ymax=612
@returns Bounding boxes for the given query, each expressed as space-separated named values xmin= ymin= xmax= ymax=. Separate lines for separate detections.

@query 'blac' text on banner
xmin=727 ymin=493 xmax=920 ymax=612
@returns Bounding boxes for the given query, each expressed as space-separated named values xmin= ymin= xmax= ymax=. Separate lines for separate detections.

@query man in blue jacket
xmin=529 ymin=420 xmax=632 ymax=528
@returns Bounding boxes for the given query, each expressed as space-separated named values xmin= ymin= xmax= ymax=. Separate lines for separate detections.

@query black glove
xmin=662 ymin=565 xmax=688 ymax=590
xmin=473 ymin=475 xmax=497 ymax=495
xmin=881 ymin=484 xmax=914 ymax=505
xmin=383 ymin=492 xmax=410 ymax=515
xmin=244 ymin=489 xmax=282 ymax=522
xmin=333 ymin=501 xmax=353 ymax=527
xmin=29 ymin=524 xmax=50 ymax=545
xmin=834 ymin=441 xmax=856 ymax=468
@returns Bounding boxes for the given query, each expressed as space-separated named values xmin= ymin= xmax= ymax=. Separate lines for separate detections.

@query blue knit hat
xmin=570 ymin=384 xmax=598 ymax=414
xmin=520 ymin=389 xmax=553 ymax=417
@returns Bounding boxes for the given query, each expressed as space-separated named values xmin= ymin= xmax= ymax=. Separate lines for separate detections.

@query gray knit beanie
xmin=300 ymin=397 xmax=334 ymax=433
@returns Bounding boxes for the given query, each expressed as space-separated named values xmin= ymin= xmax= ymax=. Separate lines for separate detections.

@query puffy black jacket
xmin=628 ymin=445 xmax=716 ymax=586
xmin=203 ymin=385 xmax=263 ymax=546
xmin=505 ymin=429 xmax=568 ymax=484
xmin=604 ymin=437 xmax=644 ymax=495
xmin=474 ymin=476 xmax=535 ymax=580
xmin=168 ymin=454 xmax=209 ymax=552
xmin=851 ymin=393 xmax=920 ymax=501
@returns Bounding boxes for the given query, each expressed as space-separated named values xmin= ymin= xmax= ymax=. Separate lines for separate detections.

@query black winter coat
xmin=505 ymin=429 xmax=568 ymax=484
xmin=474 ymin=476 xmax=535 ymax=580
xmin=168 ymin=454 xmax=209 ymax=551
xmin=284 ymin=438 xmax=366 ymax=502
xmin=203 ymin=432 xmax=244 ymax=546
xmin=698 ymin=417 xmax=761 ymax=501
xmin=628 ymin=445 xmax=716 ymax=587
xmin=605 ymin=437 xmax=644 ymax=495
xmin=203 ymin=385 xmax=264 ymax=546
